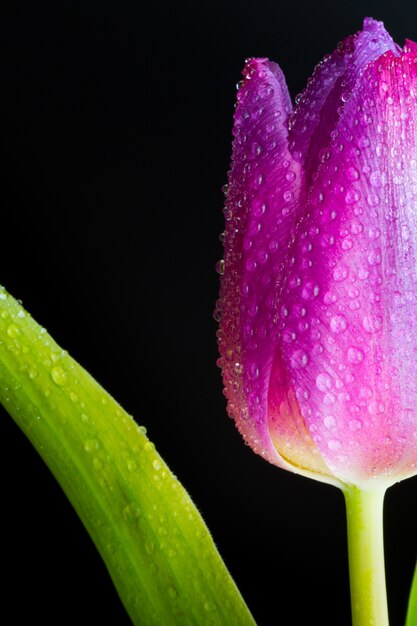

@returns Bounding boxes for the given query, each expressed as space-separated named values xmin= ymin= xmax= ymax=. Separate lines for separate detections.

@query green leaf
xmin=0 ymin=286 xmax=256 ymax=626
xmin=406 ymin=563 xmax=417 ymax=626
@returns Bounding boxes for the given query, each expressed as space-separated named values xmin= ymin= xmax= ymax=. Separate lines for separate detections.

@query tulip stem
xmin=344 ymin=485 xmax=389 ymax=626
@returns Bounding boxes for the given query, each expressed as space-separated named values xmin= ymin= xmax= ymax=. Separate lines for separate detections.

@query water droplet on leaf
xmin=51 ymin=365 xmax=68 ymax=386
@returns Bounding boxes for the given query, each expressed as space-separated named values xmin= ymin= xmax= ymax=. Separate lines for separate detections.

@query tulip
xmin=216 ymin=17 xmax=417 ymax=626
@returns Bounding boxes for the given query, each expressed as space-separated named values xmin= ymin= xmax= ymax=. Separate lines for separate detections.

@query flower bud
xmin=217 ymin=18 xmax=417 ymax=488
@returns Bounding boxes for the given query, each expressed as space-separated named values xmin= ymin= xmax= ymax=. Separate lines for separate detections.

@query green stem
xmin=405 ymin=562 xmax=417 ymax=626
xmin=344 ymin=485 xmax=389 ymax=626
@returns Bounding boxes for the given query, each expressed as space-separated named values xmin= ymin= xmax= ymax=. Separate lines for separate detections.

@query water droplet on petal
xmin=316 ymin=372 xmax=332 ymax=391
xmin=330 ymin=315 xmax=347 ymax=334
xmin=324 ymin=415 xmax=336 ymax=428
xmin=358 ymin=267 xmax=370 ymax=280
xmin=328 ymin=439 xmax=341 ymax=450
xmin=345 ymin=166 xmax=360 ymax=181
xmin=290 ymin=350 xmax=309 ymax=369
xmin=347 ymin=347 xmax=364 ymax=364
xmin=368 ymin=401 xmax=385 ymax=415
xmin=248 ymin=363 xmax=260 ymax=379
xmin=345 ymin=189 xmax=361 ymax=205
xmin=362 ymin=314 xmax=382 ymax=333
xmin=349 ymin=419 xmax=363 ymax=431
xmin=215 ymin=259 xmax=225 ymax=275
xmin=368 ymin=38 xmax=380 ymax=50
xmin=333 ymin=266 xmax=348 ymax=282
xmin=324 ymin=393 xmax=336 ymax=405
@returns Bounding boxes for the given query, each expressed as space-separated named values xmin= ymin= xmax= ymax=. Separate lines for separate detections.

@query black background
xmin=0 ymin=1 xmax=417 ymax=625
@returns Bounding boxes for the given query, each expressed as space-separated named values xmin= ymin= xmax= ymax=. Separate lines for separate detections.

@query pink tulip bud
xmin=217 ymin=17 xmax=417 ymax=488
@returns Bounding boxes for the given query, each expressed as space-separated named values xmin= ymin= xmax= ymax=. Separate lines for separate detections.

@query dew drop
xmin=328 ymin=439 xmax=341 ymax=450
xmin=330 ymin=315 xmax=347 ymax=334
xmin=368 ymin=250 xmax=381 ymax=266
xmin=347 ymin=347 xmax=364 ymax=364
xmin=320 ymin=148 xmax=331 ymax=162
xmin=215 ymin=259 xmax=225 ymax=275
xmin=362 ymin=314 xmax=382 ymax=334
xmin=345 ymin=189 xmax=360 ymax=205
xmin=324 ymin=393 xmax=336 ymax=405
xmin=289 ymin=275 xmax=301 ymax=288
xmin=351 ymin=221 xmax=363 ymax=235
xmin=7 ymin=324 xmax=19 ymax=338
xmin=368 ymin=37 xmax=380 ymax=50
xmin=368 ymin=401 xmax=385 ymax=415
xmin=84 ymin=439 xmax=100 ymax=453
xmin=51 ymin=365 xmax=68 ymax=386
xmin=253 ymin=201 xmax=266 ymax=217
xmin=324 ymin=291 xmax=337 ymax=304
xmin=301 ymin=282 xmax=320 ymax=300
xmin=342 ymin=237 xmax=353 ymax=251
xmin=316 ymin=372 xmax=332 ymax=391
xmin=28 ymin=368 xmax=38 ymax=380
xmin=248 ymin=363 xmax=260 ymax=379
xmin=358 ymin=267 xmax=370 ymax=280
xmin=290 ymin=350 xmax=309 ymax=369
xmin=358 ymin=136 xmax=370 ymax=149
xmin=345 ymin=166 xmax=360 ymax=181
xmin=123 ymin=503 xmax=142 ymax=523
xmin=367 ymin=192 xmax=380 ymax=206
xmin=233 ymin=362 xmax=244 ymax=377
xmin=127 ymin=460 xmax=137 ymax=472
xmin=333 ymin=266 xmax=348 ymax=282
xmin=324 ymin=415 xmax=336 ymax=428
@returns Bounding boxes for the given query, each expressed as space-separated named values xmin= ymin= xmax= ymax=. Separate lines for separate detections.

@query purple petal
xmin=217 ymin=58 xmax=332 ymax=475
xmin=288 ymin=18 xmax=398 ymax=184
xmin=275 ymin=46 xmax=417 ymax=485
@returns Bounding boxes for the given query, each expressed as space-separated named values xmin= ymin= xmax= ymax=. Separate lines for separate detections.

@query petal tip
xmin=241 ymin=57 xmax=270 ymax=80
xmin=362 ymin=16 xmax=385 ymax=30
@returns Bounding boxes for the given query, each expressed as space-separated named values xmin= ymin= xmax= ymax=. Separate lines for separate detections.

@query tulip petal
xmin=217 ymin=58 xmax=337 ymax=480
xmin=276 ymin=46 xmax=417 ymax=485
xmin=289 ymin=18 xmax=397 ymax=184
